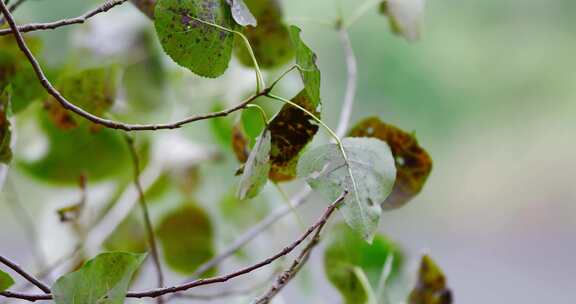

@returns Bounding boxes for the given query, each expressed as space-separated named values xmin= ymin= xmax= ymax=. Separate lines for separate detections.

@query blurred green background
xmin=1 ymin=0 xmax=575 ymax=303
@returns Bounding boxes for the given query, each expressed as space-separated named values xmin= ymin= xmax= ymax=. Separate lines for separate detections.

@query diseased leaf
xmin=268 ymin=90 xmax=319 ymax=182
xmin=45 ymin=67 xmax=117 ymax=130
xmin=52 ymin=252 xmax=146 ymax=304
xmin=237 ymin=129 xmax=270 ymax=199
xmin=231 ymin=121 xmax=250 ymax=163
xmin=0 ymin=269 xmax=14 ymax=292
xmin=226 ymin=0 xmax=256 ymax=26
xmin=298 ymin=137 xmax=396 ymax=241
xmin=154 ymin=0 xmax=235 ymax=78
xmin=157 ymin=204 xmax=215 ymax=275
xmin=324 ymin=224 xmax=403 ymax=304
xmin=349 ymin=117 xmax=432 ymax=210
xmin=289 ymin=25 xmax=321 ymax=109
xmin=19 ymin=107 xmax=131 ymax=183
xmin=408 ymin=255 xmax=453 ymax=304
xmin=234 ymin=0 xmax=294 ymax=69
xmin=380 ymin=0 xmax=426 ymax=41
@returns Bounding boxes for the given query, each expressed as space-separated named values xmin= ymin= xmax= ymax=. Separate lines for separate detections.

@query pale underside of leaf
xmin=226 ymin=0 xmax=257 ymax=26
xmin=382 ymin=0 xmax=426 ymax=41
xmin=237 ymin=129 xmax=271 ymax=199
xmin=298 ymin=137 xmax=396 ymax=241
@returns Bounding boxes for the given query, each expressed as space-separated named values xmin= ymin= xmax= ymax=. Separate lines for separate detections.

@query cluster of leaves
xmin=0 ymin=0 xmax=448 ymax=303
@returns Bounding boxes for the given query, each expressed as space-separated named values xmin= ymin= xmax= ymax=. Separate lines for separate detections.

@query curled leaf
xmin=226 ymin=0 xmax=257 ymax=27
xmin=289 ymin=25 xmax=321 ymax=109
xmin=408 ymin=255 xmax=453 ymax=304
xmin=154 ymin=0 xmax=236 ymax=78
xmin=237 ymin=129 xmax=271 ymax=199
xmin=52 ymin=252 xmax=146 ymax=304
xmin=349 ymin=117 xmax=432 ymax=210
xmin=298 ymin=137 xmax=396 ymax=241
xmin=268 ymin=90 xmax=319 ymax=182
xmin=157 ymin=204 xmax=215 ymax=275
xmin=234 ymin=0 xmax=294 ymax=69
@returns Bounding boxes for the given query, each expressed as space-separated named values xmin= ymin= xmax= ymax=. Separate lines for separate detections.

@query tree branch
xmin=0 ymin=192 xmax=346 ymax=302
xmin=125 ymin=136 xmax=165 ymax=304
xmin=0 ymin=256 xmax=51 ymax=294
xmin=335 ymin=26 xmax=358 ymax=138
xmin=0 ymin=0 xmax=129 ymax=36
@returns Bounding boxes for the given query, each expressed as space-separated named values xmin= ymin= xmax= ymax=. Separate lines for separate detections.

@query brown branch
xmin=0 ymin=192 xmax=346 ymax=302
xmin=0 ymin=0 xmax=267 ymax=131
xmin=125 ymin=136 xmax=165 ymax=304
xmin=0 ymin=256 xmax=51 ymax=294
xmin=0 ymin=0 xmax=129 ymax=36
xmin=0 ymin=0 xmax=26 ymax=26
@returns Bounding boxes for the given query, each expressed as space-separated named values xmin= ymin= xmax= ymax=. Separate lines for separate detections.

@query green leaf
xmin=219 ymin=187 xmax=269 ymax=229
xmin=234 ymin=0 xmax=294 ymax=69
xmin=268 ymin=90 xmax=319 ymax=182
xmin=408 ymin=255 xmax=453 ymax=304
xmin=289 ymin=25 xmax=321 ymax=109
xmin=349 ymin=117 xmax=432 ymax=210
xmin=19 ymin=107 xmax=131 ymax=183
xmin=0 ymin=96 xmax=12 ymax=164
xmin=226 ymin=0 xmax=256 ymax=26
xmin=237 ymin=128 xmax=270 ymax=199
xmin=52 ymin=252 xmax=146 ymax=304
xmin=0 ymin=269 xmax=14 ymax=292
xmin=104 ymin=213 xmax=147 ymax=253
xmin=298 ymin=137 xmax=396 ymax=241
xmin=157 ymin=204 xmax=215 ymax=275
xmin=209 ymin=102 xmax=234 ymax=149
xmin=380 ymin=0 xmax=425 ymax=41
xmin=324 ymin=224 xmax=403 ymax=304
xmin=154 ymin=0 xmax=235 ymax=78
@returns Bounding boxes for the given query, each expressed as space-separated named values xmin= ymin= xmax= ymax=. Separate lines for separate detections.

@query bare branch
xmin=0 ymin=256 xmax=51 ymax=294
xmin=125 ymin=136 xmax=165 ymax=304
xmin=335 ymin=26 xmax=359 ymax=138
xmin=0 ymin=0 xmax=129 ymax=36
xmin=0 ymin=192 xmax=346 ymax=302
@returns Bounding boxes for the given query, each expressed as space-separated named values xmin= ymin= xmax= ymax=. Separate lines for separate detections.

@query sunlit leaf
xmin=45 ymin=67 xmax=117 ymax=130
xmin=52 ymin=252 xmax=146 ymax=304
xmin=349 ymin=117 xmax=432 ymax=210
xmin=154 ymin=0 xmax=235 ymax=78
xmin=130 ymin=0 xmax=156 ymax=19
xmin=408 ymin=255 xmax=453 ymax=304
xmin=289 ymin=25 xmax=321 ymax=109
xmin=157 ymin=204 xmax=215 ymax=275
xmin=20 ymin=107 xmax=131 ymax=183
xmin=268 ymin=90 xmax=319 ymax=182
xmin=0 ymin=269 xmax=14 ymax=292
xmin=298 ymin=137 xmax=396 ymax=241
xmin=234 ymin=0 xmax=294 ymax=69
xmin=226 ymin=0 xmax=256 ymax=26
xmin=104 ymin=213 xmax=147 ymax=253
xmin=380 ymin=0 xmax=426 ymax=41
xmin=0 ymin=97 xmax=12 ymax=164
xmin=237 ymin=129 xmax=270 ymax=199
xmin=324 ymin=224 xmax=403 ymax=304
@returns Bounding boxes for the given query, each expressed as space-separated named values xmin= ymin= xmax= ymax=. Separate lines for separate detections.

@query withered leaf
xmin=348 ymin=117 xmax=432 ymax=210
xmin=268 ymin=89 xmax=319 ymax=182
xmin=408 ymin=255 xmax=453 ymax=304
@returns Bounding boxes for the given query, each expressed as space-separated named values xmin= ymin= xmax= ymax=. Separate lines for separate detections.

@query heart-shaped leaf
xmin=52 ymin=252 xmax=146 ymax=304
xmin=408 ymin=255 xmax=453 ymax=304
xmin=155 ymin=0 xmax=235 ymax=78
xmin=298 ymin=137 xmax=396 ymax=241
xmin=289 ymin=26 xmax=321 ymax=109
xmin=237 ymin=128 xmax=271 ymax=199
xmin=226 ymin=0 xmax=257 ymax=26
xmin=0 ymin=269 xmax=14 ymax=292
xmin=349 ymin=117 xmax=432 ymax=209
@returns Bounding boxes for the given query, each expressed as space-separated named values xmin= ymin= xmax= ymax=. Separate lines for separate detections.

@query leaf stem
xmin=245 ymin=104 xmax=269 ymax=126
xmin=344 ymin=0 xmax=383 ymax=29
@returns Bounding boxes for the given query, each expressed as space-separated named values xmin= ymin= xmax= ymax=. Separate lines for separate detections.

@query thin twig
xmin=0 ymin=193 xmax=346 ymax=301
xmin=0 ymin=0 xmax=267 ymax=131
xmin=0 ymin=256 xmax=51 ymax=294
xmin=0 ymin=0 xmax=129 ymax=36
xmin=0 ymin=0 xmax=26 ymax=26
xmin=335 ymin=26 xmax=358 ymax=138
xmin=125 ymin=136 xmax=165 ymax=304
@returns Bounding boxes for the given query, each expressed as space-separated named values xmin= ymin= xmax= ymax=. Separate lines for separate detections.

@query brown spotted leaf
xmin=408 ymin=255 xmax=453 ymax=304
xmin=268 ymin=89 xmax=319 ymax=182
xmin=349 ymin=117 xmax=432 ymax=210
xmin=234 ymin=0 xmax=294 ymax=69
xmin=154 ymin=0 xmax=235 ymax=78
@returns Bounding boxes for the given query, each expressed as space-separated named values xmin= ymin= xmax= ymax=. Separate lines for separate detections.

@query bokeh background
xmin=1 ymin=0 xmax=575 ymax=303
